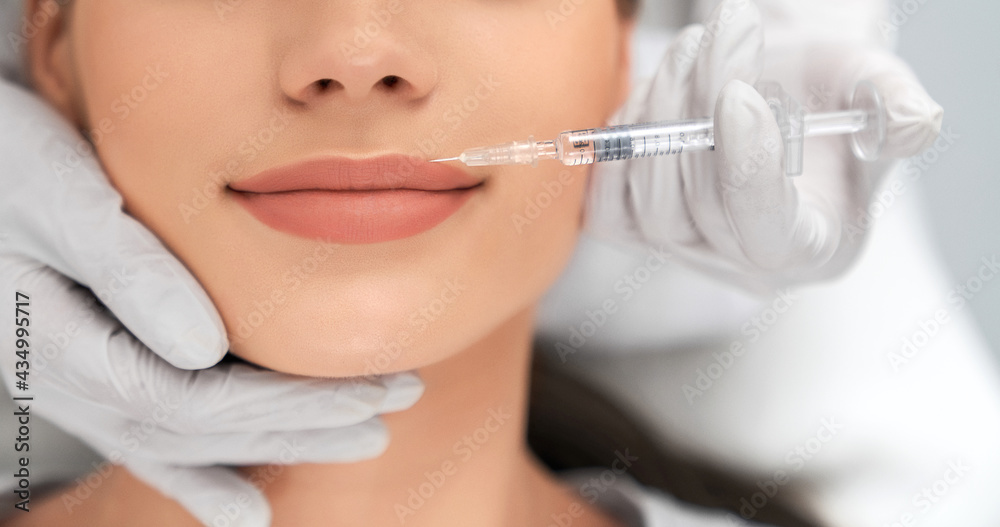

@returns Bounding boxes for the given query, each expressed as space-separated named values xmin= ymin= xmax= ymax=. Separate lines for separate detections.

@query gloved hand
xmin=0 ymin=77 xmax=423 ymax=527
xmin=584 ymin=0 xmax=943 ymax=292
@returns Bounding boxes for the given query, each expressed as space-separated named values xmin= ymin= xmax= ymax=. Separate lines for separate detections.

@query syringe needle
xmin=430 ymin=157 xmax=459 ymax=163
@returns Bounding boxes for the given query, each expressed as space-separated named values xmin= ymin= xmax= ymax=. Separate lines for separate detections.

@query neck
xmin=249 ymin=305 xmax=543 ymax=527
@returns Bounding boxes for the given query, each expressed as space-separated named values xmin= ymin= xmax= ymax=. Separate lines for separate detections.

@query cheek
xmin=497 ymin=166 xmax=589 ymax=279
xmin=491 ymin=5 xmax=625 ymax=134
xmin=71 ymin=2 xmax=272 ymax=235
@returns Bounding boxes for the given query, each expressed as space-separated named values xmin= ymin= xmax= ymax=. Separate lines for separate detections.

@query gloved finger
xmin=378 ymin=371 xmax=427 ymax=413
xmin=685 ymin=0 xmax=764 ymax=116
xmin=679 ymin=0 xmax=766 ymax=260
xmin=106 ymin=327 xmax=423 ymax=434
xmin=624 ymin=23 xmax=708 ymax=123
xmin=716 ymin=80 xmax=841 ymax=270
xmin=126 ymin=461 xmax=271 ymax=527
xmin=0 ymin=79 xmax=227 ymax=370
xmin=795 ymin=44 xmax=943 ymax=159
xmin=609 ymin=0 xmax=768 ymax=250
xmin=125 ymin=419 xmax=391 ymax=466
xmin=862 ymin=65 xmax=943 ymax=158
xmin=594 ymin=24 xmax=711 ymax=247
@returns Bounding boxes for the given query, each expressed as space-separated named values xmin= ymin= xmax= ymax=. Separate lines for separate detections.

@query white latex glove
xmin=584 ymin=0 xmax=943 ymax=292
xmin=0 ymin=78 xmax=423 ymax=526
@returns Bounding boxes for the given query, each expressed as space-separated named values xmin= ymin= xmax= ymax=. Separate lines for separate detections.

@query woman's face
xmin=29 ymin=0 xmax=632 ymax=377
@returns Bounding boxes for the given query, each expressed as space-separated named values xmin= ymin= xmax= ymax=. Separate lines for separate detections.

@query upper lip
xmin=229 ymin=154 xmax=481 ymax=193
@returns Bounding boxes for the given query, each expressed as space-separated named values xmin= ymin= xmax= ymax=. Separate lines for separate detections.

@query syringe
xmin=431 ymin=81 xmax=886 ymax=177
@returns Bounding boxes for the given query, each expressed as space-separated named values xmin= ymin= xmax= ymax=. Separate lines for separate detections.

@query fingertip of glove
xmin=226 ymin=494 xmax=273 ymax=527
xmin=379 ymin=371 xmax=425 ymax=413
xmin=716 ymin=81 xmax=779 ymax=153
xmin=715 ymin=80 xmax=786 ymax=191
xmin=299 ymin=419 xmax=392 ymax=463
xmin=167 ymin=323 xmax=229 ymax=370
xmin=879 ymin=74 xmax=945 ymax=157
xmin=105 ymin=253 xmax=230 ymax=369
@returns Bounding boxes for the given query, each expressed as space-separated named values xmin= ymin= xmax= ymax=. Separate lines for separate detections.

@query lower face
xmin=64 ymin=0 xmax=628 ymax=377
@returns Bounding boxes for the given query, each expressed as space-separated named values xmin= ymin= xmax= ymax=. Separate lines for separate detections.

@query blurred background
xmin=893 ymin=0 xmax=1000 ymax=354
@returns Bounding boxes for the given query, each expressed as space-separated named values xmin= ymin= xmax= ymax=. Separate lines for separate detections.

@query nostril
xmin=316 ymin=78 xmax=334 ymax=90
xmin=382 ymin=75 xmax=401 ymax=88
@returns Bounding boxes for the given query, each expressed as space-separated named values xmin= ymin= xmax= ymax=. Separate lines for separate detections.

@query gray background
xmin=895 ymin=1 xmax=1000 ymax=354
xmin=639 ymin=0 xmax=1000 ymax=355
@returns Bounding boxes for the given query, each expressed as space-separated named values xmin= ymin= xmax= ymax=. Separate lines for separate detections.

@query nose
xmin=278 ymin=7 xmax=438 ymax=106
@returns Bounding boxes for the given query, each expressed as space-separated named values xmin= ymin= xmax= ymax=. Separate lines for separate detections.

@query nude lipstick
xmin=229 ymin=155 xmax=483 ymax=244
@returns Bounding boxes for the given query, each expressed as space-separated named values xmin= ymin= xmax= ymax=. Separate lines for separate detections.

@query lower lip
xmin=231 ymin=187 xmax=480 ymax=244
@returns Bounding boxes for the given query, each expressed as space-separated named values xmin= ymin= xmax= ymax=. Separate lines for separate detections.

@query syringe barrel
xmin=555 ymin=119 xmax=715 ymax=166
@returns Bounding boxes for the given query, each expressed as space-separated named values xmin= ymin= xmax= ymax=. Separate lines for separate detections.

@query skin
xmin=18 ymin=0 xmax=635 ymax=525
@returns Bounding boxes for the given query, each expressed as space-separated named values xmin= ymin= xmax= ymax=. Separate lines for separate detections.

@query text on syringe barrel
xmin=554 ymin=119 xmax=716 ymax=166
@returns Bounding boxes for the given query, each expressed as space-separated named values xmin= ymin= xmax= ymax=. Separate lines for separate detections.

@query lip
xmin=229 ymin=155 xmax=483 ymax=244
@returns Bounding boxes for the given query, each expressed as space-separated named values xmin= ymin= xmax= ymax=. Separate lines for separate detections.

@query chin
xmin=222 ymin=291 xmax=483 ymax=378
